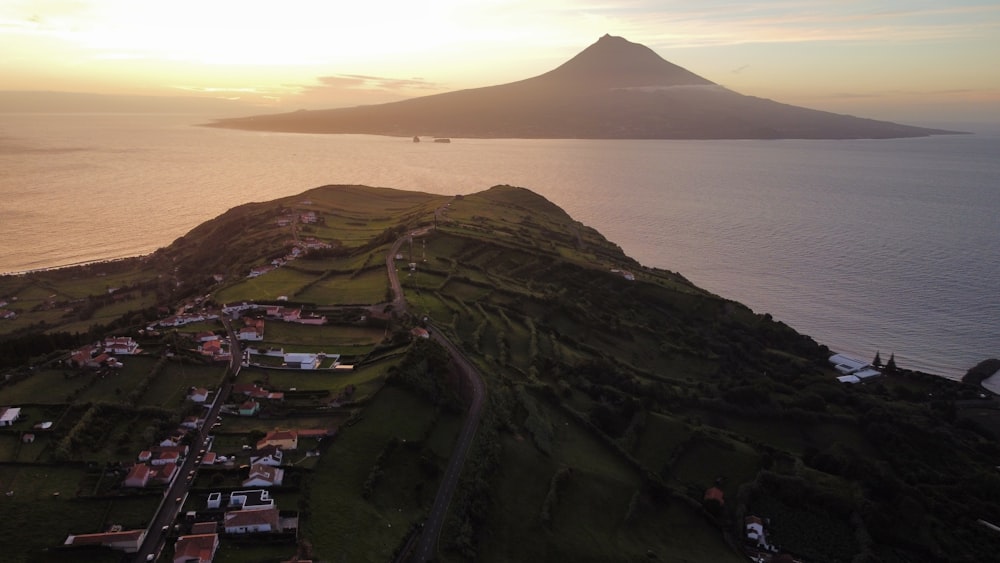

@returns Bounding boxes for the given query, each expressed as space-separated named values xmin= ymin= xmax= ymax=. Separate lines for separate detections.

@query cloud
xmin=276 ymin=74 xmax=447 ymax=109
xmin=309 ymin=74 xmax=442 ymax=92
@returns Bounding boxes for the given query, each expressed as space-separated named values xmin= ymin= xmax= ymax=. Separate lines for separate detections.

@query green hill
xmin=2 ymin=185 xmax=999 ymax=563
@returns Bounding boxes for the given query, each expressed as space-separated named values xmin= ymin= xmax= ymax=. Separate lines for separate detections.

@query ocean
xmin=1 ymin=113 xmax=998 ymax=379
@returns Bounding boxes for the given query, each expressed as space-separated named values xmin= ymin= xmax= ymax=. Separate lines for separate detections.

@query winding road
xmin=387 ymin=228 xmax=487 ymax=563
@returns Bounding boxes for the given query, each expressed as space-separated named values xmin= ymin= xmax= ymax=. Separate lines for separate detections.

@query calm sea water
xmin=1 ymin=113 xmax=998 ymax=378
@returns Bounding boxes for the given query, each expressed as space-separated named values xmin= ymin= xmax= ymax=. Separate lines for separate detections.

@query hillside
xmin=1 ymin=185 xmax=999 ymax=562
xmin=208 ymin=35 xmax=957 ymax=140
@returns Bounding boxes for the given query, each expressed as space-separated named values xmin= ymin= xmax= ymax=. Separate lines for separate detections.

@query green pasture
xmin=305 ymin=384 xmax=446 ymax=561
xmin=215 ymin=267 xmax=320 ymax=303
xmin=0 ymin=465 xmax=131 ymax=561
xmin=241 ymin=360 xmax=390 ymax=398
xmin=437 ymin=278 xmax=491 ymax=302
xmin=12 ymin=432 xmax=55 ymax=462
xmin=213 ymin=414 xmax=347 ymax=435
xmin=0 ymin=368 xmax=93 ymax=404
xmin=215 ymin=539 xmax=297 ymax=563
xmin=670 ymin=436 xmax=760 ymax=499
xmin=406 ymin=292 xmax=456 ymax=325
xmin=259 ymin=322 xmax=385 ymax=354
xmin=481 ymin=419 xmax=740 ymax=563
xmin=139 ymin=360 xmax=223 ymax=408
xmin=632 ymin=412 xmax=694 ymax=473
xmin=297 ymin=267 xmax=388 ymax=305
xmin=76 ymin=356 xmax=160 ymax=404
xmin=52 ymin=293 xmax=160 ymax=335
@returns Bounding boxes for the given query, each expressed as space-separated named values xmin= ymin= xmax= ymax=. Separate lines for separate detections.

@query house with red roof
xmin=64 ymin=529 xmax=145 ymax=553
xmin=242 ymin=463 xmax=284 ymax=487
xmin=224 ymin=506 xmax=280 ymax=534
xmin=173 ymin=533 xmax=219 ymax=563
xmin=257 ymin=429 xmax=298 ymax=450
xmin=123 ymin=464 xmax=151 ymax=488
xmin=103 ymin=336 xmax=140 ymax=355
xmin=238 ymin=400 xmax=260 ymax=417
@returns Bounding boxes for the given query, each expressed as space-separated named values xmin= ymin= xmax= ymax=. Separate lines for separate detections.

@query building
xmin=829 ymin=353 xmax=881 ymax=381
xmin=238 ymin=324 xmax=264 ymax=341
xmin=224 ymin=506 xmax=280 ymax=534
xmin=227 ymin=489 xmax=275 ymax=510
xmin=238 ymin=400 xmax=260 ymax=417
xmin=257 ymin=429 xmax=298 ymax=450
xmin=123 ymin=463 xmax=152 ymax=488
xmin=173 ymin=533 xmax=219 ymax=563
xmin=242 ymin=463 xmax=284 ymax=487
xmin=189 ymin=388 xmax=210 ymax=403
xmin=103 ymin=336 xmax=140 ymax=355
xmin=283 ymin=353 xmax=320 ymax=369
xmin=0 ymin=407 xmax=21 ymax=427
xmin=64 ymin=529 xmax=145 ymax=553
xmin=250 ymin=445 xmax=284 ymax=466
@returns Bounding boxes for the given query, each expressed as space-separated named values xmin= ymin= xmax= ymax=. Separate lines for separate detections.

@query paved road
xmin=386 ymin=227 xmax=487 ymax=563
xmin=133 ymin=319 xmax=239 ymax=562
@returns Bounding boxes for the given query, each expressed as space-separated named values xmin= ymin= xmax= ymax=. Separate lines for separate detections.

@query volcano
xmin=209 ymin=34 xmax=955 ymax=139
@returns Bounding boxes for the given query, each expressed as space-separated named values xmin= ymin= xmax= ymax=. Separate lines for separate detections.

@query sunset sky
xmin=2 ymin=0 xmax=998 ymax=124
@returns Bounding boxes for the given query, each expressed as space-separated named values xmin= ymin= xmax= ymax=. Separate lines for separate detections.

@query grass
xmin=215 ymin=267 xmax=320 ymax=303
xmin=260 ymin=321 xmax=385 ymax=352
xmin=296 ymin=267 xmax=389 ymax=305
xmin=0 ymin=465 xmax=131 ymax=561
xmin=480 ymin=408 xmax=741 ymax=563
xmin=632 ymin=412 xmax=694 ymax=474
xmin=670 ymin=436 xmax=761 ymax=500
xmin=304 ymin=384 xmax=449 ymax=561
xmin=0 ymin=368 xmax=93 ymax=404
xmin=239 ymin=360 xmax=390 ymax=399
xmin=139 ymin=360 xmax=224 ymax=408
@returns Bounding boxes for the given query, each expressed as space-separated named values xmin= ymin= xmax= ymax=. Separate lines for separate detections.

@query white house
xmin=224 ymin=507 xmax=280 ymax=534
xmin=103 ymin=336 xmax=140 ymax=355
xmin=238 ymin=325 xmax=264 ymax=341
xmin=283 ymin=353 xmax=320 ymax=370
xmin=0 ymin=407 xmax=21 ymax=427
xmin=242 ymin=463 xmax=284 ymax=487
xmin=189 ymin=387 xmax=210 ymax=403
xmin=250 ymin=446 xmax=284 ymax=467
xmin=829 ymin=353 xmax=880 ymax=377
xmin=227 ymin=489 xmax=275 ymax=510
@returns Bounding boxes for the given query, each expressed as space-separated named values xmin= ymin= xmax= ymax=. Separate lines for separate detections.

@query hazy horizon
xmin=2 ymin=2 xmax=998 ymax=126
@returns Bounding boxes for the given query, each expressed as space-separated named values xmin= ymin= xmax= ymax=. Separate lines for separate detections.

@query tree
xmin=873 ymin=350 xmax=882 ymax=368
xmin=885 ymin=353 xmax=897 ymax=373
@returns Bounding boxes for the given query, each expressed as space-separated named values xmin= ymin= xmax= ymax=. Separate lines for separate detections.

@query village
xmin=0 ymin=285 xmax=397 ymax=562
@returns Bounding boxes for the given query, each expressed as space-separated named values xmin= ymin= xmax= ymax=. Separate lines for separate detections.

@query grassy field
xmin=296 ymin=267 xmax=389 ymax=305
xmin=240 ymin=359 xmax=391 ymax=399
xmin=304 ymin=384 xmax=453 ymax=561
xmin=0 ymin=368 xmax=94 ymax=404
xmin=632 ymin=412 xmax=694 ymax=474
xmin=670 ymin=435 xmax=761 ymax=500
xmin=76 ymin=356 xmax=161 ymax=404
xmin=260 ymin=321 xmax=385 ymax=353
xmin=139 ymin=360 xmax=224 ymax=408
xmin=0 ymin=464 xmax=136 ymax=561
xmin=479 ymin=398 xmax=740 ymax=562
xmin=215 ymin=267 xmax=320 ymax=303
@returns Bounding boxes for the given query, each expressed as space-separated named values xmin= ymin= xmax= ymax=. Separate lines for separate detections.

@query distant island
xmin=1 ymin=185 xmax=998 ymax=562
xmin=208 ymin=34 xmax=959 ymax=140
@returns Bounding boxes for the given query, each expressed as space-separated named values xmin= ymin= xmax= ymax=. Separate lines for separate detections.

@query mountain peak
xmin=542 ymin=34 xmax=715 ymax=88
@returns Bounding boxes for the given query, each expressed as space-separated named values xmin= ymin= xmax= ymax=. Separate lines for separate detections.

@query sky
xmin=1 ymin=0 xmax=998 ymax=125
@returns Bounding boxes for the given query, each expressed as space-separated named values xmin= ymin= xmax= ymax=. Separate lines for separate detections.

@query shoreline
xmin=0 ymin=254 xmax=150 ymax=278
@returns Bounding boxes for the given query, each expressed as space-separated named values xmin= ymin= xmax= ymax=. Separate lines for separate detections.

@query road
xmin=386 ymin=227 xmax=487 ymax=563
xmin=133 ymin=319 xmax=239 ymax=562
